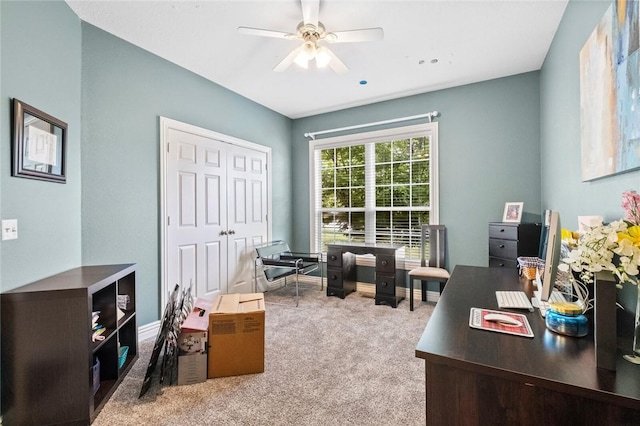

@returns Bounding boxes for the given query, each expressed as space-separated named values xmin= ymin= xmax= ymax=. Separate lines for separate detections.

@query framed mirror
xmin=12 ymin=98 xmax=67 ymax=183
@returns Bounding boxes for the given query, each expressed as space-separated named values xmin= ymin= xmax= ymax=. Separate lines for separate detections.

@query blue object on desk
xmin=545 ymin=302 xmax=588 ymax=337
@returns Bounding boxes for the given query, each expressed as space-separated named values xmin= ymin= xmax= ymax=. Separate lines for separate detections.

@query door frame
xmin=159 ymin=116 xmax=272 ymax=310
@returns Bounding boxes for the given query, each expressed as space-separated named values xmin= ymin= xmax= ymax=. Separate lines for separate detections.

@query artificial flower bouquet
xmin=561 ymin=191 xmax=640 ymax=287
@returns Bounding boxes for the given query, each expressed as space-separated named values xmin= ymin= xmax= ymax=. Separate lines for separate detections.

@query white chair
xmin=408 ymin=225 xmax=450 ymax=311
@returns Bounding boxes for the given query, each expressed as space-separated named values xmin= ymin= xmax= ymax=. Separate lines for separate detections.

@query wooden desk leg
xmin=410 ymin=277 xmax=414 ymax=311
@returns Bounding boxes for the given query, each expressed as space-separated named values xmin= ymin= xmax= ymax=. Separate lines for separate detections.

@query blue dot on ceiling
xmin=359 ymin=80 xmax=368 ymax=85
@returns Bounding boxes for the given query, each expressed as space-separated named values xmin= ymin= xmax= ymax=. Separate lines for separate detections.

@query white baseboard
xmin=138 ymin=320 xmax=160 ymax=342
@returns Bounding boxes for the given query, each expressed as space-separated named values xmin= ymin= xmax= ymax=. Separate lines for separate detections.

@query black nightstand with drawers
xmin=488 ymin=222 xmax=541 ymax=269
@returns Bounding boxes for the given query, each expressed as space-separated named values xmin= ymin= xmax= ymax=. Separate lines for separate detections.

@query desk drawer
xmin=489 ymin=224 xmax=518 ymax=240
xmin=489 ymin=238 xmax=518 ymax=259
xmin=489 ymin=257 xmax=518 ymax=269
xmin=376 ymin=275 xmax=396 ymax=296
xmin=376 ymin=255 xmax=396 ymax=274
xmin=327 ymin=270 xmax=343 ymax=288
xmin=327 ymin=249 xmax=342 ymax=268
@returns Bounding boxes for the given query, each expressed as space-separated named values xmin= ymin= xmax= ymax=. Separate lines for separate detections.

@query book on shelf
xmin=91 ymin=311 xmax=105 ymax=342
xmin=92 ymin=326 xmax=106 ymax=342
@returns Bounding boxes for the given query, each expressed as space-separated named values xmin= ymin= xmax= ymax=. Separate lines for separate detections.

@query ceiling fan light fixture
xmin=315 ymin=46 xmax=332 ymax=68
xmin=294 ymin=54 xmax=309 ymax=69
xmin=239 ymin=0 xmax=384 ymax=74
xmin=301 ymin=41 xmax=317 ymax=59
xmin=294 ymin=41 xmax=318 ymax=69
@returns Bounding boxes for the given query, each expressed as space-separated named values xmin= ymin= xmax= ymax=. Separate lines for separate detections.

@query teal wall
xmin=81 ymin=24 xmax=292 ymax=325
xmin=540 ymin=0 xmax=639 ymax=228
xmin=0 ymin=1 xmax=82 ymax=289
xmin=291 ymin=72 xmax=543 ymax=270
xmin=540 ymin=0 xmax=639 ymax=310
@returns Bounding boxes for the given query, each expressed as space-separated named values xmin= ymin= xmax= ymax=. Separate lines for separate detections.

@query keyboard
xmin=495 ymin=291 xmax=534 ymax=311
xmin=531 ymin=290 xmax=567 ymax=317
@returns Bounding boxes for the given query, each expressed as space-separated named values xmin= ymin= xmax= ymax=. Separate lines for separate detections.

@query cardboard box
xmin=177 ymin=351 xmax=208 ymax=385
xmin=208 ymin=293 xmax=265 ymax=378
xmin=177 ymin=297 xmax=213 ymax=385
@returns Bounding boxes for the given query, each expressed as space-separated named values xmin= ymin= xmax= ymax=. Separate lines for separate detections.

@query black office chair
xmin=254 ymin=241 xmax=323 ymax=307
xmin=408 ymin=225 xmax=450 ymax=311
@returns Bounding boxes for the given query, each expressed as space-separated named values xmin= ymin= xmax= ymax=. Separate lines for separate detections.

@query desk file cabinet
xmin=488 ymin=222 xmax=541 ymax=269
xmin=326 ymin=245 xmax=357 ymax=298
xmin=326 ymin=243 xmax=405 ymax=307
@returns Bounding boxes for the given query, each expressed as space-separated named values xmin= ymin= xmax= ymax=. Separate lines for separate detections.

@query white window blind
xmin=309 ymin=123 xmax=439 ymax=259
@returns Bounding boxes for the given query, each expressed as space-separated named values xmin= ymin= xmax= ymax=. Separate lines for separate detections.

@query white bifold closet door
xmin=165 ymin=121 xmax=269 ymax=300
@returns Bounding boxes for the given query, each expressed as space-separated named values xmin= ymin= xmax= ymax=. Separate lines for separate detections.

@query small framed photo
xmin=12 ymin=98 xmax=67 ymax=183
xmin=503 ymin=202 xmax=523 ymax=223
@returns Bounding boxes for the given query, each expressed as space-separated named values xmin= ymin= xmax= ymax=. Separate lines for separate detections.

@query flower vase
xmin=594 ymin=278 xmax=617 ymax=370
xmin=623 ymin=284 xmax=640 ymax=364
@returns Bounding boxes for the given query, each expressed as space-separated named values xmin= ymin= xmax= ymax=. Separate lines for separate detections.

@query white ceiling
xmin=66 ymin=0 xmax=569 ymax=119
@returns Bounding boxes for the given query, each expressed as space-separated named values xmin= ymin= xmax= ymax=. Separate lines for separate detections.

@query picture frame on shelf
xmin=11 ymin=98 xmax=67 ymax=183
xmin=503 ymin=202 xmax=523 ymax=223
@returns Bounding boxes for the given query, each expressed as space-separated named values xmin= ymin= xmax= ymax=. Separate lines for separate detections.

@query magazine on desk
xmin=469 ymin=307 xmax=534 ymax=338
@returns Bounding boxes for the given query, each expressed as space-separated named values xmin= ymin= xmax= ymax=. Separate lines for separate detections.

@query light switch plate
xmin=2 ymin=219 xmax=18 ymax=240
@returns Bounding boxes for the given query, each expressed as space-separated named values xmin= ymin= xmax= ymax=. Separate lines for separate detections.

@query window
xmin=310 ymin=123 xmax=439 ymax=259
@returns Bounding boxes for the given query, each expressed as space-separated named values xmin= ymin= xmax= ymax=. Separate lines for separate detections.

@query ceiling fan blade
xmin=325 ymin=28 xmax=384 ymax=43
xmin=273 ymin=45 xmax=304 ymax=72
xmin=325 ymin=48 xmax=349 ymax=74
xmin=301 ymin=0 xmax=319 ymax=28
xmin=238 ymin=26 xmax=295 ymax=40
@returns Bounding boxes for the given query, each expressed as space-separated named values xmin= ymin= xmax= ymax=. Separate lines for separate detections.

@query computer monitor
xmin=536 ymin=210 xmax=561 ymax=302
xmin=538 ymin=210 xmax=551 ymax=259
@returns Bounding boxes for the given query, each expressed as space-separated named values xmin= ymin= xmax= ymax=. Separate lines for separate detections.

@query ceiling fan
xmin=238 ymin=0 xmax=383 ymax=74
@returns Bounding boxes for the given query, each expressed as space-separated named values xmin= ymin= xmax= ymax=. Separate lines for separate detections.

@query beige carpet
xmin=93 ymin=285 xmax=434 ymax=425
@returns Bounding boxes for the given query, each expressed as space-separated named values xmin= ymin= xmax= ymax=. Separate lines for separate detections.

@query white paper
xmin=26 ymin=125 xmax=57 ymax=166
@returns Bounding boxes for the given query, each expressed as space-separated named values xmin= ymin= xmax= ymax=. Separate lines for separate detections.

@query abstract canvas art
xmin=580 ymin=0 xmax=640 ymax=181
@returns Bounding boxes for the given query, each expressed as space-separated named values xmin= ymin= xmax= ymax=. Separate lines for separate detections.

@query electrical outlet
xmin=2 ymin=219 xmax=18 ymax=240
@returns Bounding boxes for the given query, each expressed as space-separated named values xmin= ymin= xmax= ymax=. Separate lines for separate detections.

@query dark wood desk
xmin=415 ymin=265 xmax=640 ymax=425
xmin=326 ymin=243 xmax=404 ymax=307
